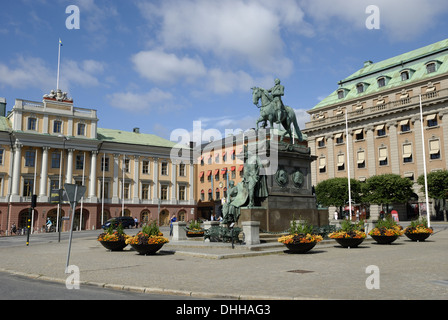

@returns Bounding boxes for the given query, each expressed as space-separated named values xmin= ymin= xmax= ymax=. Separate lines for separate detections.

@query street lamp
xmin=57 ymin=135 xmax=69 ymax=242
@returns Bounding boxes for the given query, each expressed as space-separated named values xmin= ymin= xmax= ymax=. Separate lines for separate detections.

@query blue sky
xmin=1 ymin=0 xmax=448 ymax=141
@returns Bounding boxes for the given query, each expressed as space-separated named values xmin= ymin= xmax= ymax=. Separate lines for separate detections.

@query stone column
xmin=366 ymin=126 xmax=376 ymax=177
xmin=39 ymin=147 xmax=50 ymax=199
xmin=11 ymin=142 xmax=22 ymax=200
xmin=89 ymin=151 xmax=98 ymax=199
xmin=171 ymin=162 xmax=177 ymax=203
xmin=387 ymin=122 xmax=400 ymax=175
xmin=112 ymin=154 xmax=120 ymax=203
xmin=189 ymin=162 xmax=194 ymax=204
xmin=65 ymin=149 xmax=75 ymax=184
xmin=153 ymin=158 xmax=158 ymax=203
xmin=326 ymin=136 xmax=335 ymax=178
xmin=133 ymin=156 xmax=140 ymax=204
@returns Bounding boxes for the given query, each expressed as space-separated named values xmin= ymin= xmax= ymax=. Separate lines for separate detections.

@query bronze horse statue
xmin=252 ymin=86 xmax=303 ymax=142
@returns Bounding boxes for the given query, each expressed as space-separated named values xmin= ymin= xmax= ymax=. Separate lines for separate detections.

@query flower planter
xmin=131 ymin=243 xmax=164 ymax=255
xmin=284 ymin=242 xmax=317 ymax=254
xmin=100 ymin=240 xmax=128 ymax=251
xmin=334 ymin=237 xmax=365 ymax=248
xmin=405 ymin=232 xmax=431 ymax=242
xmin=371 ymin=235 xmax=399 ymax=244
xmin=186 ymin=231 xmax=204 ymax=238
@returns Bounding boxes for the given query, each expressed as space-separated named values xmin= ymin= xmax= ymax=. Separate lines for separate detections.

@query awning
xmin=201 ymin=189 xmax=205 ymax=194
xmin=354 ymin=129 xmax=363 ymax=135
xmin=399 ymin=119 xmax=409 ymax=126
xmin=238 ymin=164 xmax=244 ymax=171
xmin=214 ymin=169 xmax=219 ymax=175
xmin=334 ymin=133 xmax=343 ymax=139
xmin=221 ymin=167 xmax=227 ymax=174
xmin=199 ymin=171 xmax=204 ymax=178
xmin=207 ymin=170 xmax=212 ymax=177
xmin=375 ymin=124 xmax=385 ymax=130
xmin=230 ymin=166 xmax=236 ymax=171
xmin=426 ymin=114 xmax=437 ymax=121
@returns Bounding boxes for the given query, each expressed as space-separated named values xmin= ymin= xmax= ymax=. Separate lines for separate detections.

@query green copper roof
xmin=0 ymin=117 xmax=11 ymax=132
xmin=313 ymin=38 xmax=448 ymax=110
xmin=97 ymin=128 xmax=180 ymax=148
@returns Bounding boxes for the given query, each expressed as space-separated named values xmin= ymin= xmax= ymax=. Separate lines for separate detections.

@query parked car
xmin=102 ymin=216 xmax=135 ymax=229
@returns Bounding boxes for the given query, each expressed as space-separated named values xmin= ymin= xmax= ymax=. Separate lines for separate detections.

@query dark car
xmin=102 ymin=216 xmax=135 ymax=229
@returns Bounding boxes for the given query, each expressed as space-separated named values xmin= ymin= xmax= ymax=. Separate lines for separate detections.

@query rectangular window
xmin=161 ymin=162 xmax=168 ymax=175
xmin=28 ymin=118 xmax=37 ymax=131
xmin=337 ymin=154 xmax=345 ymax=171
xmin=357 ymin=151 xmax=365 ymax=169
xmin=77 ymin=123 xmax=86 ymax=136
xmin=142 ymin=160 xmax=149 ymax=174
xmin=161 ymin=185 xmax=168 ymax=200
xmin=100 ymin=181 xmax=109 ymax=199
xmin=179 ymin=185 xmax=186 ymax=201
xmin=319 ymin=157 xmax=326 ymax=173
xmin=124 ymin=158 xmax=130 ymax=173
xmin=53 ymin=120 xmax=62 ymax=134
xmin=379 ymin=147 xmax=388 ymax=166
xmin=355 ymin=129 xmax=364 ymax=140
xmin=317 ymin=137 xmax=325 ymax=147
xmin=25 ymin=150 xmax=35 ymax=167
xmin=427 ymin=114 xmax=438 ymax=127
xmin=52 ymin=152 xmax=61 ymax=169
xmin=335 ymin=133 xmax=344 ymax=144
xmin=400 ymin=119 xmax=410 ymax=132
xmin=23 ymin=179 xmax=34 ymax=197
xmin=426 ymin=63 xmax=436 ymax=74
xmin=179 ymin=163 xmax=186 ymax=177
xmin=377 ymin=78 xmax=386 ymax=87
xmin=429 ymin=140 xmax=441 ymax=160
xmin=75 ymin=154 xmax=84 ymax=170
xmin=142 ymin=184 xmax=150 ymax=200
xmin=376 ymin=124 xmax=386 ymax=137
xmin=0 ymin=149 xmax=4 ymax=165
xmin=101 ymin=156 xmax=109 ymax=172
xmin=123 ymin=183 xmax=130 ymax=199
xmin=401 ymin=71 xmax=409 ymax=81
xmin=403 ymin=144 xmax=413 ymax=163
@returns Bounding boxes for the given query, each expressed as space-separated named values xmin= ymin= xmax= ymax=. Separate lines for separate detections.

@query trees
xmin=315 ymin=177 xmax=362 ymax=214
xmin=362 ymin=174 xmax=414 ymax=213
xmin=417 ymin=170 xmax=448 ymax=221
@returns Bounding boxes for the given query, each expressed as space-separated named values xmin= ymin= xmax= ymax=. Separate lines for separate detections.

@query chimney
xmin=364 ymin=60 xmax=373 ymax=67
xmin=0 ymin=98 xmax=6 ymax=117
xmin=133 ymin=127 xmax=140 ymax=134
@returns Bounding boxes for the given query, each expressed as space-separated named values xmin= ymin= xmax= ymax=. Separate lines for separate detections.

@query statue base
xmin=237 ymin=147 xmax=328 ymax=232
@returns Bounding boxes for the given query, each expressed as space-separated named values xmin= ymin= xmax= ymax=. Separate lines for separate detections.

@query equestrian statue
xmin=252 ymin=79 xmax=304 ymax=143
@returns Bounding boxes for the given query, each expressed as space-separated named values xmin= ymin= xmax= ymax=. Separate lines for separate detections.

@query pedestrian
xmin=134 ymin=216 xmax=138 ymax=228
xmin=334 ymin=210 xmax=338 ymax=220
xmin=169 ymin=214 xmax=177 ymax=236
xmin=11 ymin=223 xmax=17 ymax=235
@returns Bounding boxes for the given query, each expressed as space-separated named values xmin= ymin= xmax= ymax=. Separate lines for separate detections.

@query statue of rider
xmin=268 ymin=78 xmax=285 ymax=124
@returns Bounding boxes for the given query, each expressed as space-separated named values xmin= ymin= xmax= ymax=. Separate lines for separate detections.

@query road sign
xmin=64 ymin=184 xmax=86 ymax=204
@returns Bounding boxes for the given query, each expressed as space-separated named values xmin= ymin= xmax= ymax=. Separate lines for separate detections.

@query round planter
xmin=334 ymin=237 xmax=365 ymax=248
xmin=405 ymin=232 xmax=431 ymax=242
xmin=100 ymin=240 xmax=128 ymax=251
xmin=284 ymin=242 xmax=317 ymax=254
xmin=371 ymin=235 xmax=399 ymax=244
xmin=131 ymin=243 xmax=164 ymax=255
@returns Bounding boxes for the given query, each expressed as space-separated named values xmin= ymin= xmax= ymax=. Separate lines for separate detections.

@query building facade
xmin=0 ymin=91 xmax=196 ymax=235
xmin=303 ymin=39 xmax=448 ymax=221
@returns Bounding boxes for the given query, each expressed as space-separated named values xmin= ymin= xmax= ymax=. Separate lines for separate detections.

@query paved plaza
xmin=0 ymin=223 xmax=447 ymax=300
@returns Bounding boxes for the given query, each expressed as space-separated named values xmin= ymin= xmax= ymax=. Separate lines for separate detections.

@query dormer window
xmin=401 ymin=71 xmax=409 ymax=81
xmin=400 ymin=68 xmax=415 ymax=81
xmin=356 ymin=82 xmax=369 ymax=94
xmin=426 ymin=62 xmax=436 ymax=73
xmin=425 ymin=60 xmax=441 ymax=74
xmin=356 ymin=83 xmax=364 ymax=94
xmin=337 ymin=88 xmax=350 ymax=99
xmin=376 ymin=76 xmax=391 ymax=88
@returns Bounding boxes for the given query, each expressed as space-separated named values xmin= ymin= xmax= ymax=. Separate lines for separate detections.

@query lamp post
xmin=57 ymin=135 xmax=69 ymax=242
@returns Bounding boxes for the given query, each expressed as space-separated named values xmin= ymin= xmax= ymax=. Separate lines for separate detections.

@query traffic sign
xmin=64 ymin=184 xmax=86 ymax=204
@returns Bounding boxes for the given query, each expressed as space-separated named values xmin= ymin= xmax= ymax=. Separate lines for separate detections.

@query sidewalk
xmin=0 ymin=223 xmax=447 ymax=300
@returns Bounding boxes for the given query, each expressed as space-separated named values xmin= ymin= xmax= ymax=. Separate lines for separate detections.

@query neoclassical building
xmin=0 ymin=91 xmax=195 ymax=234
xmin=303 ymin=38 xmax=448 ymax=221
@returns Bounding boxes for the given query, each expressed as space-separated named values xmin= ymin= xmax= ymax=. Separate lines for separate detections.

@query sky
xmin=1 ymin=0 xmax=448 ymax=142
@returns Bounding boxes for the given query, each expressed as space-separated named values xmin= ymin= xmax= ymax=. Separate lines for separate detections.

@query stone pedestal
xmin=172 ymin=221 xmax=187 ymax=241
xmin=242 ymin=221 xmax=260 ymax=245
xmin=203 ymin=220 xmax=220 ymax=230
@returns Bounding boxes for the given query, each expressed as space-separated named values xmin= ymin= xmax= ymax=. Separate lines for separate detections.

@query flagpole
xmin=57 ymin=38 xmax=62 ymax=90
xmin=419 ymin=95 xmax=431 ymax=228
xmin=345 ymin=110 xmax=352 ymax=221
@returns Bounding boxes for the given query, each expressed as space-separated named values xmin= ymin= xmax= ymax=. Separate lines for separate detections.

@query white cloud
xmin=108 ymin=88 xmax=178 ymax=113
xmin=300 ymin=0 xmax=448 ymax=41
xmin=131 ymin=50 xmax=207 ymax=84
xmin=0 ymin=54 xmax=106 ymax=93
xmin=137 ymin=0 xmax=310 ymax=76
